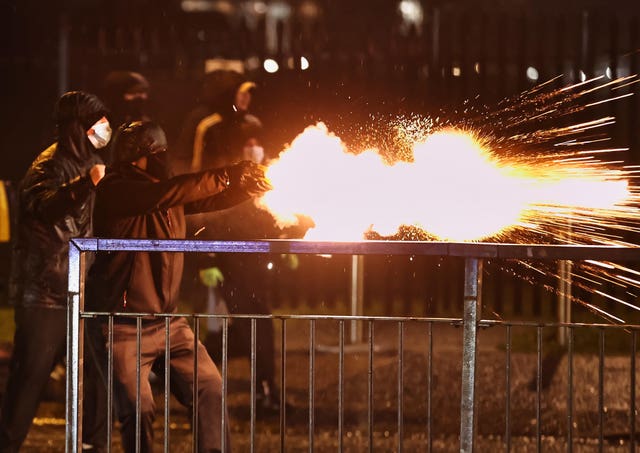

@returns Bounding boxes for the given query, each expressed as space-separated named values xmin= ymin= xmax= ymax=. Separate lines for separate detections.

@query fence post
xmin=350 ymin=255 xmax=364 ymax=343
xmin=66 ymin=240 xmax=85 ymax=453
xmin=460 ymin=257 xmax=483 ymax=452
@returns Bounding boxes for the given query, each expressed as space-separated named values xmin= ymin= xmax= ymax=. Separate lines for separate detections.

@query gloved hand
xmin=226 ymin=160 xmax=272 ymax=196
xmin=199 ymin=266 xmax=224 ymax=288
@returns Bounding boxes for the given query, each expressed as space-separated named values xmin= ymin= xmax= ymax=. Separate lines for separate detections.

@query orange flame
xmin=258 ymin=123 xmax=631 ymax=241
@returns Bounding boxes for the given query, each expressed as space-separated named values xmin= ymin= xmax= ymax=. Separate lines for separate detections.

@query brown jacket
xmin=86 ymin=163 xmax=249 ymax=315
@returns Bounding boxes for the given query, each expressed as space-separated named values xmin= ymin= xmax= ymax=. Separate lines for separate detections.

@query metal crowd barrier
xmin=66 ymin=238 xmax=640 ymax=452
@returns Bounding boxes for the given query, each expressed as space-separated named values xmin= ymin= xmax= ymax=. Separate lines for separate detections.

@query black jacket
xmin=10 ymin=144 xmax=102 ymax=308
xmin=87 ymin=164 xmax=250 ymax=315
xmin=9 ymin=91 xmax=108 ymax=308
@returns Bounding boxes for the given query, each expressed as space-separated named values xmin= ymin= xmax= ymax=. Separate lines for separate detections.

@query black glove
xmin=226 ymin=160 xmax=272 ymax=196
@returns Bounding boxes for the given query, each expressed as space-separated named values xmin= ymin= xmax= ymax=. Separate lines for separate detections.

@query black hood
xmin=54 ymin=91 xmax=108 ymax=162
xmin=201 ymin=69 xmax=250 ymax=115
xmin=102 ymin=70 xmax=151 ymax=126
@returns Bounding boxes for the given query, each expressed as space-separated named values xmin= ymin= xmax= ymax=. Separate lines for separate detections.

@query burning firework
xmin=258 ymin=122 xmax=634 ymax=243
xmin=256 ymin=75 xmax=640 ymax=322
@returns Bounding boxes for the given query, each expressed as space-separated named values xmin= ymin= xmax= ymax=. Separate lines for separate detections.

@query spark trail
xmin=257 ymin=76 xmax=640 ymax=322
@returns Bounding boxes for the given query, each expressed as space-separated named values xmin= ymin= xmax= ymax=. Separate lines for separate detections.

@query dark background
xmin=1 ymin=0 xmax=640 ymax=317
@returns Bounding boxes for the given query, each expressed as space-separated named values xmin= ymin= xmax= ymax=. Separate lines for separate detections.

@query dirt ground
xmin=2 ymin=320 xmax=639 ymax=452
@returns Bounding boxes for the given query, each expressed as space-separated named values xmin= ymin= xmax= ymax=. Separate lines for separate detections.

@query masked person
xmin=99 ymin=70 xmax=151 ymax=165
xmin=173 ymin=70 xmax=292 ymax=415
xmin=86 ymin=121 xmax=270 ymax=453
xmin=173 ymin=69 xmax=262 ymax=174
xmin=0 ymin=91 xmax=109 ymax=452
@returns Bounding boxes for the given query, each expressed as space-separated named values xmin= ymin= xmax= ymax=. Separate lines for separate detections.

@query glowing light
xmin=605 ymin=67 xmax=613 ymax=79
xmin=257 ymin=123 xmax=632 ymax=242
xmin=580 ymin=70 xmax=587 ymax=82
xmin=452 ymin=66 xmax=461 ymax=77
xmin=263 ymin=58 xmax=279 ymax=73
xmin=398 ymin=0 xmax=423 ymax=27
xmin=474 ymin=62 xmax=480 ymax=74
xmin=526 ymin=66 xmax=539 ymax=82
xmin=267 ymin=262 xmax=274 ymax=270
xmin=300 ymin=56 xmax=310 ymax=70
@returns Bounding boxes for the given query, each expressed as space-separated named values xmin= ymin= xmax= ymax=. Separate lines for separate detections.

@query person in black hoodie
xmin=99 ymin=70 xmax=152 ymax=165
xmin=172 ymin=70 xmax=289 ymax=414
xmin=0 ymin=91 xmax=110 ymax=452
xmin=87 ymin=121 xmax=269 ymax=453
xmin=173 ymin=69 xmax=261 ymax=174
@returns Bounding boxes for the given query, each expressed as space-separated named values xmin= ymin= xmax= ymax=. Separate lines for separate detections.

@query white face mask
xmin=243 ymin=145 xmax=264 ymax=164
xmin=87 ymin=120 xmax=112 ymax=149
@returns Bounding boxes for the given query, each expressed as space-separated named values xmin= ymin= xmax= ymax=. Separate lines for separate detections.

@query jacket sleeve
xmin=22 ymin=160 xmax=95 ymax=223
xmin=183 ymin=187 xmax=252 ymax=215
xmin=98 ymin=168 xmax=232 ymax=218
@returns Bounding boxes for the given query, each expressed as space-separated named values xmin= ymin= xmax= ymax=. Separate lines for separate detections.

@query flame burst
xmin=258 ymin=123 xmax=633 ymax=242
xmin=256 ymin=75 xmax=640 ymax=323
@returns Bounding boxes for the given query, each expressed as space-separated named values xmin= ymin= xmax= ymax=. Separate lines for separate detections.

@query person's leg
xmin=167 ymin=317 xmax=229 ymax=453
xmin=110 ymin=322 xmax=157 ymax=453
xmin=82 ymin=317 xmax=109 ymax=451
xmin=0 ymin=306 xmax=66 ymax=452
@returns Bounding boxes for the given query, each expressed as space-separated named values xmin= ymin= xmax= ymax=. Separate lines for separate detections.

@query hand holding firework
xmin=226 ymin=160 xmax=272 ymax=196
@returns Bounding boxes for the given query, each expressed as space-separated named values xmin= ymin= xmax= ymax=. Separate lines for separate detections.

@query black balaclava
xmin=102 ymin=71 xmax=151 ymax=127
xmin=54 ymin=91 xmax=108 ymax=163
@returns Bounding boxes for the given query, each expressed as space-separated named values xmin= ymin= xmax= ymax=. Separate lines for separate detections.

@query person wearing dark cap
xmin=0 ymin=91 xmax=110 ymax=452
xmin=86 ymin=121 xmax=270 ymax=452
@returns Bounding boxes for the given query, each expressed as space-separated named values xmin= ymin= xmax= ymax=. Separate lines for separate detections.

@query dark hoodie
xmin=9 ymin=91 xmax=107 ymax=308
xmin=173 ymin=70 xmax=262 ymax=173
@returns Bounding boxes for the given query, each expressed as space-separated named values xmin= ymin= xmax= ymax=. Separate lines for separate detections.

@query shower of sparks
xmin=256 ymin=75 xmax=640 ymax=323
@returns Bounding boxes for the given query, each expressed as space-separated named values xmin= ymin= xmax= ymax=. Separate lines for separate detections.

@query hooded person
xmin=173 ymin=69 xmax=261 ymax=174
xmin=99 ymin=70 xmax=152 ymax=165
xmin=85 ymin=120 xmax=270 ymax=453
xmin=0 ymin=91 xmax=109 ymax=452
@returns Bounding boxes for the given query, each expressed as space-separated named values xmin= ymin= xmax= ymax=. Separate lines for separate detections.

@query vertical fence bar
xmin=630 ymin=330 xmax=637 ymax=453
xmin=338 ymin=320 xmax=345 ymax=451
xmin=280 ymin=318 xmax=287 ymax=453
xmin=398 ymin=321 xmax=404 ymax=453
xmin=536 ymin=326 xmax=542 ymax=452
xmin=505 ymin=325 xmax=512 ymax=453
xmin=309 ymin=319 xmax=316 ymax=452
xmin=351 ymin=255 xmax=364 ymax=343
xmin=66 ymin=242 xmax=84 ymax=453
xmin=368 ymin=321 xmax=374 ymax=453
xmin=460 ymin=257 xmax=482 ymax=453
xmin=136 ymin=317 xmax=142 ymax=453
xmin=251 ymin=318 xmax=257 ymax=453
xmin=164 ymin=317 xmax=170 ymax=453
xmin=221 ymin=318 xmax=229 ymax=453
xmin=107 ymin=315 xmax=114 ymax=453
xmin=427 ymin=321 xmax=433 ymax=453
xmin=598 ymin=329 xmax=605 ymax=453
xmin=568 ymin=326 xmax=574 ymax=453
xmin=193 ymin=317 xmax=199 ymax=453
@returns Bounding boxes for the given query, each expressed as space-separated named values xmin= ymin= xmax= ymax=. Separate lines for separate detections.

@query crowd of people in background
xmin=0 ymin=65 xmax=297 ymax=453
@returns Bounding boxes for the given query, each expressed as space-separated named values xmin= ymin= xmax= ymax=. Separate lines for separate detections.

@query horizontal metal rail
xmin=71 ymin=238 xmax=640 ymax=261
xmin=66 ymin=238 xmax=640 ymax=453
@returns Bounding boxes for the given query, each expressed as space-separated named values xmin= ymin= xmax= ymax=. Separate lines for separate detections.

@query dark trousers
xmin=0 ymin=306 xmax=66 ymax=452
xmin=109 ymin=317 xmax=229 ymax=453
xmin=221 ymin=287 xmax=275 ymax=388
xmin=0 ymin=306 xmax=107 ymax=452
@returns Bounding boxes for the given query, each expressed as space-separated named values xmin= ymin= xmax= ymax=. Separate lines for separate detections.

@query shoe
xmin=255 ymin=380 xmax=293 ymax=418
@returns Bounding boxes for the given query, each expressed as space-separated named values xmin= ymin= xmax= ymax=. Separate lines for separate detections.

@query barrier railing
xmin=66 ymin=238 xmax=640 ymax=452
